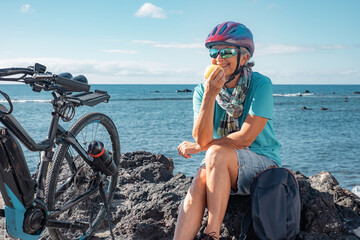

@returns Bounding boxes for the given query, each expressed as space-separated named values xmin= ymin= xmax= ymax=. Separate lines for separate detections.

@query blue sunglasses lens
xmin=209 ymin=49 xmax=220 ymax=58
xmin=209 ymin=48 xmax=237 ymax=59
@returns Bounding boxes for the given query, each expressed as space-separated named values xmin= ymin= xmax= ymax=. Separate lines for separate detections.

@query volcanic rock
xmin=3 ymin=151 xmax=358 ymax=239
xmin=105 ymin=152 xmax=360 ymax=240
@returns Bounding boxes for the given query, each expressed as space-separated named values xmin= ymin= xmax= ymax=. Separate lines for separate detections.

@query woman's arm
xmin=179 ymin=114 xmax=267 ymax=158
xmin=192 ymin=93 xmax=216 ymax=146
xmin=204 ymin=114 xmax=267 ymax=150
xmin=193 ymin=67 xmax=225 ymax=146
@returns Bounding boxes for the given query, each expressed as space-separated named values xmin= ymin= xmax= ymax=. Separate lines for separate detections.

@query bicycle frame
xmin=0 ymin=98 xmax=99 ymax=239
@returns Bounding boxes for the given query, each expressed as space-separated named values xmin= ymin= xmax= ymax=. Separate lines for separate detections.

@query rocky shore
xmin=105 ymin=151 xmax=360 ymax=240
xmin=1 ymin=151 xmax=360 ymax=239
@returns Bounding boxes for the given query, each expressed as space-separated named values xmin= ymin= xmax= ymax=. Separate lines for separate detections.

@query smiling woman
xmin=174 ymin=21 xmax=282 ymax=240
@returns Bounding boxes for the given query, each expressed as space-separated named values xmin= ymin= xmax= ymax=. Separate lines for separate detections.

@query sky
xmin=0 ymin=0 xmax=359 ymax=84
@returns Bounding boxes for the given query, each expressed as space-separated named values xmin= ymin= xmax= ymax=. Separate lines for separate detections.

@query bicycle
xmin=0 ymin=63 xmax=120 ymax=239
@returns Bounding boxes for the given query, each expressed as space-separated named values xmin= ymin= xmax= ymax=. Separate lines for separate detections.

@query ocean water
xmin=0 ymin=84 xmax=359 ymax=191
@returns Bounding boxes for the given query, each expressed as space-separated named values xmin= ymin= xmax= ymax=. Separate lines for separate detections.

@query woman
xmin=174 ymin=21 xmax=281 ymax=240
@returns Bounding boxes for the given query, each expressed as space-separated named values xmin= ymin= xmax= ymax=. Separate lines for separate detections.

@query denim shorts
xmin=200 ymin=148 xmax=278 ymax=195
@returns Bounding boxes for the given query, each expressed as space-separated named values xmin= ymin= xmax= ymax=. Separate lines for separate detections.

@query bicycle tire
xmin=45 ymin=112 xmax=120 ymax=240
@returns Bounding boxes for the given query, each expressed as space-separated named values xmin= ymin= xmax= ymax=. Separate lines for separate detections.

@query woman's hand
xmin=178 ymin=141 xmax=203 ymax=159
xmin=204 ymin=67 xmax=225 ymax=97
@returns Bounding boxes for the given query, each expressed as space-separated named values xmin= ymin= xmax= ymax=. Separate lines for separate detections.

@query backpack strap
xmin=238 ymin=208 xmax=252 ymax=240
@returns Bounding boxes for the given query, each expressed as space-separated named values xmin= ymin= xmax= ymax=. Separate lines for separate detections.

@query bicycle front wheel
xmin=45 ymin=112 xmax=120 ymax=240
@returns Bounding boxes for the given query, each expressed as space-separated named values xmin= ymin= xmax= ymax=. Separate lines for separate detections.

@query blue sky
xmin=1 ymin=0 xmax=359 ymax=84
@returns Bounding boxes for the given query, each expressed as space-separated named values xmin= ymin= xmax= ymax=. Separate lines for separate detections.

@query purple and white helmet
xmin=205 ymin=21 xmax=255 ymax=57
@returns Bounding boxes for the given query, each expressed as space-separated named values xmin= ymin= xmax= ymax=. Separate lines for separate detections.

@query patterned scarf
xmin=216 ymin=66 xmax=252 ymax=137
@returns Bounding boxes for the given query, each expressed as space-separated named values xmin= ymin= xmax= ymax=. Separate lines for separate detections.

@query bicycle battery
xmin=0 ymin=127 xmax=35 ymax=208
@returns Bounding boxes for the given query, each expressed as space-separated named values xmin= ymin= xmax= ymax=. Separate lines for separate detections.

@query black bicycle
xmin=0 ymin=63 xmax=119 ymax=239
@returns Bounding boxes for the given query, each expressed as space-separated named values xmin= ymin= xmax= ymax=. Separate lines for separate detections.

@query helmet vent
xmin=219 ymin=24 xmax=228 ymax=35
xmin=228 ymin=28 xmax=236 ymax=34
xmin=212 ymin=26 xmax=218 ymax=35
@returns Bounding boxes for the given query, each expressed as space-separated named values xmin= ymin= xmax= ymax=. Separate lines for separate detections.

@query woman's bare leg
xmin=173 ymin=167 xmax=207 ymax=240
xmin=203 ymin=145 xmax=239 ymax=239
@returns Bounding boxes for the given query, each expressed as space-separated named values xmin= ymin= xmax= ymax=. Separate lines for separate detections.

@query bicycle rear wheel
xmin=45 ymin=112 xmax=120 ymax=240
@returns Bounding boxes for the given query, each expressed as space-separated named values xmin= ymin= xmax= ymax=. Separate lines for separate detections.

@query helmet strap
xmin=225 ymin=48 xmax=243 ymax=84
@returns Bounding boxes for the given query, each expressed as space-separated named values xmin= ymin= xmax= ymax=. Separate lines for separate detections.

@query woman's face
xmin=210 ymin=45 xmax=249 ymax=79
xmin=211 ymin=45 xmax=238 ymax=79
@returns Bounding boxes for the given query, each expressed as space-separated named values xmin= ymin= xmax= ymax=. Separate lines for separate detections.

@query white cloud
xmin=102 ymin=49 xmax=139 ymax=54
xmin=135 ymin=3 xmax=166 ymax=19
xmin=340 ymin=69 xmax=360 ymax=76
xmin=1 ymin=57 xmax=359 ymax=84
xmin=153 ymin=42 xmax=203 ymax=49
xmin=256 ymin=44 xmax=316 ymax=56
xmin=132 ymin=40 xmax=359 ymax=53
xmin=20 ymin=4 xmax=32 ymax=13
xmin=256 ymin=43 xmax=360 ymax=56
xmin=132 ymin=40 xmax=160 ymax=45
xmin=132 ymin=40 xmax=202 ymax=49
xmin=0 ymin=58 xmax=197 ymax=84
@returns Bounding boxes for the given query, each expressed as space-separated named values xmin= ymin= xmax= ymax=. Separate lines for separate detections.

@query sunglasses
xmin=209 ymin=48 xmax=239 ymax=59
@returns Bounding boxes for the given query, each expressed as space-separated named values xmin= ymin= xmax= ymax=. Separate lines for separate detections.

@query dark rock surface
xmin=109 ymin=151 xmax=191 ymax=239
xmin=4 ymin=151 xmax=358 ymax=239
xmin=106 ymin=151 xmax=360 ymax=240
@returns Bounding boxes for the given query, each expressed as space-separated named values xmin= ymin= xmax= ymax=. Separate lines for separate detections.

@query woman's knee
xmin=205 ymin=145 xmax=236 ymax=169
xmin=189 ymin=167 xmax=206 ymax=192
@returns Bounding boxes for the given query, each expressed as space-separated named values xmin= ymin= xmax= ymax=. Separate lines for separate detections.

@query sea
xmin=0 ymin=84 xmax=359 ymax=191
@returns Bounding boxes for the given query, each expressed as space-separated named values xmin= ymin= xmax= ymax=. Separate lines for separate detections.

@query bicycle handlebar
xmin=0 ymin=64 xmax=90 ymax=93
xmin=0 ymin=67 xmax=34 ymax=77
xmin=54 ymin=74 xmax=90 ymax=92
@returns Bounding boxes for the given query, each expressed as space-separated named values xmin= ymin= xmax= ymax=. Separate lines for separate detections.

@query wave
xmin=352 ymin=186 xmax=360 ymax=198
xmin=273 ymin=93 xmax=314 ymax=97
xmin=0 ymin=99 xmax=51 ymax=103
xmin=114 ymin=97 xmax=193 ymax=101
xmin=0 ymin=98 xmax=193 ymax=103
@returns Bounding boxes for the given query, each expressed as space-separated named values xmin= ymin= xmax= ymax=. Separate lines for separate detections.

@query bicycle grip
xmin=54 ymin=74 xmax=90 ymax=92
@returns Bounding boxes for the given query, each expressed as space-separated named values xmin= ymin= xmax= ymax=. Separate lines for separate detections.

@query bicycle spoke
xmin=55 ymin=175 xmax=74 ymax=201
xmin=49 ymin=184 xmax=99 ymax=218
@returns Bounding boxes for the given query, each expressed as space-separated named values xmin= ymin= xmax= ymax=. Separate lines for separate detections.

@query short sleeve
xmin=193 ymin=84 xmax=204 ymax=119
xmin=248 ymin=78 xmax=274 ymax=119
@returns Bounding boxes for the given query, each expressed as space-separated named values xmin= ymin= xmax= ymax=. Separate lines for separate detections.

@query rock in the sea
xmin=176 ymin=89 xmax=192 ymax=93
xmin=301 ymin=106 xmax=312 ymax=110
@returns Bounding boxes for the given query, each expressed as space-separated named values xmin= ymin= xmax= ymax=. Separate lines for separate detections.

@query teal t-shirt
xmin=193 ymin=72 xmax=282 ymax=166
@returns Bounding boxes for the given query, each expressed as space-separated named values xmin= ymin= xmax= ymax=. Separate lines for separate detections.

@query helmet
xmin=205 ymin=21 xmax=254 ymax=57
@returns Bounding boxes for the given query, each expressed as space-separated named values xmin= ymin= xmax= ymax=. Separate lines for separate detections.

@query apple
xmin=204 ymin=65 xmax=223 ymax=79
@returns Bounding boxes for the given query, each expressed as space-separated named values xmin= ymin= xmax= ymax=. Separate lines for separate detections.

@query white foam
xmin=352 ymin=186 xmax=360 ymax=198
xmin=273 ymin=93 xmax=314 ymax=97
xmin=0 ymin=99 xmax=50 ymax=103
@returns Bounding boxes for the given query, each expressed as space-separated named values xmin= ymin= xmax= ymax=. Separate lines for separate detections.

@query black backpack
xmin=239 ymin=167 xmax=301 ymax=240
